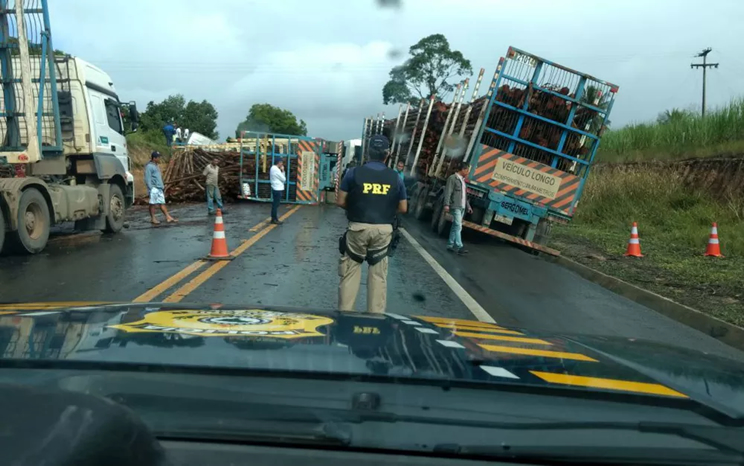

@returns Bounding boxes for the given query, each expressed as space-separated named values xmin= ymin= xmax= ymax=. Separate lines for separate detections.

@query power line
xmin=690 ymin=47 xmax=719 ymax=117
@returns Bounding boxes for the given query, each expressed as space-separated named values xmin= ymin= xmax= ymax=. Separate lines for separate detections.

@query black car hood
xmin=2 ymin=302 xmax=744 ymax=415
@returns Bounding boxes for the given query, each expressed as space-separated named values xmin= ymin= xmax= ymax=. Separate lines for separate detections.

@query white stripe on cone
xmin=215 ymin=217 xmax=223 ymax=224
xmin=213 ymin=231 xmax=226 ymax=239
xmin=631 ymin=226 xmax=639 ymax=235
xmin=712 ymin=227 xmax=718 ymax=234
xmin=629 ymin=239 xmax=640 ymax=244
xmin=709 ymin=238 xmax=719 ymax=244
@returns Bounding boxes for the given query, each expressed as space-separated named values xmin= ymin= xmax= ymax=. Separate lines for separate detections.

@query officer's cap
xmin=369 ymin=135 xmax=390 ymax=151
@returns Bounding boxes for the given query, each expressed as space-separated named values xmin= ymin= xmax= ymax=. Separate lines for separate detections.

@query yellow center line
xmin=162 ymin=205 xmax=302 ymax=303
xmin=133 ymin=211 xmax=293 ymax=303
xmin=249 ymin=217 xmax=272 ymax=232
xmin=133 ymin=261 xmax=207 ymax=303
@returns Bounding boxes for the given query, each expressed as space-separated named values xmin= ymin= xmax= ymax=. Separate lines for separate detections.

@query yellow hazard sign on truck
xmin=109 ymin=310 xmax=334 ymax=339
xmin=491 ymin=157 xmax=561 ymax=199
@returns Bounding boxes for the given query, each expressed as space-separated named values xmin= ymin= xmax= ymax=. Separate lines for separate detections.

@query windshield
xmin=1 ymin=0 xmax=744 ymax=465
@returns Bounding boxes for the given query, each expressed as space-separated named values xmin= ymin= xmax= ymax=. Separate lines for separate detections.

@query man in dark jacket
xmin=443 ymin=161 xmax=472 ymax=255
xmin=336 ymin=135 xmax=407 ymax=313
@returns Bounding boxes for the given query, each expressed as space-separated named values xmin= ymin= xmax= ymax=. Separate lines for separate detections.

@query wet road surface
xmin=1 ymin=201 xmax=742 ymax=360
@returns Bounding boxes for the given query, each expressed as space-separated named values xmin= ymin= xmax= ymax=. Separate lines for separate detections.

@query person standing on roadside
xmin=203 ymin=158 xmax=225 ymax=215
xmin=145 ymin=151 xmax=177 ymax=225
xmin=443 ymin=161 xmax=472 ymax=255
xmin=336 ymin=135 xmax=407 ymax=314
xmin=395 ymin=160 xmax=405 ymax=182
xmin=163 ymin=122 xmax=175 ymax=148
xmin=269 ymin=158 xmax=286 ymax=224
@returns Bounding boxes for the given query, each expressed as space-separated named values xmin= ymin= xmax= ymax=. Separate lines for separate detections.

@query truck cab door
xmin=88 ymin=91 xmax=129 ymax=172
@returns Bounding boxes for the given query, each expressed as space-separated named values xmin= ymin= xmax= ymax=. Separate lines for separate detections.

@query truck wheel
xmin=13 ymin=188 xmax=50 ymax=254
xmin=413 ymin=188 xmax=431 ymax=221
xmin=407 ymin=184 xmax=420 ymax=216
xmin=435 ymin=203 xmax=451 ymax=237
xmin=430 ymin=196 xmax=441 ymax=231
xmin=533 ymin=218 xmax=552 ymax=245
xmin=104 ymin=184 xmax=126 ymax=233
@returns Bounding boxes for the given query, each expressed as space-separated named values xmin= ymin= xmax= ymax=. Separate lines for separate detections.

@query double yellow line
xmin=134 ymin=206 xmax=302 ymax=304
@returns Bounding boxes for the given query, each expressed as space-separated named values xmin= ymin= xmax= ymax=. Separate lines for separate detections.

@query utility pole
xmin=690 ymin=48 xmax=719 ymax=117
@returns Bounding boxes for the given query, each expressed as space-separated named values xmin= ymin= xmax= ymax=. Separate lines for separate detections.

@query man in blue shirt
xmin=336 ymin=135 xmax=407 ymax=313
xmin=162 ymin=122 xmax=175 ymax=148
xmin=145 ymin=151 xmax=177 ymax=225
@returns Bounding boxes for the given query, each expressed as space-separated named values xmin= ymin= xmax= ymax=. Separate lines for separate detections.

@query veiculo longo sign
xmin=492 ymin=158 xmax=561 ymax=199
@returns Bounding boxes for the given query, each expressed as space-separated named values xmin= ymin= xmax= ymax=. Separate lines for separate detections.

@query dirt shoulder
xmin=551 ymin=217 xmax=744 ymax=327
xmin=548 ymin=160 xmax=744 ymax=327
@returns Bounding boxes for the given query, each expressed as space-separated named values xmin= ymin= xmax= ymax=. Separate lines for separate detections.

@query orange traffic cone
xmin=205 ymin=209 xmax=233 ymax=261
xmin=624 ymin=222 xmax=643 ymax=257
xmin=704 ymin=222 xmax=724 ymax=257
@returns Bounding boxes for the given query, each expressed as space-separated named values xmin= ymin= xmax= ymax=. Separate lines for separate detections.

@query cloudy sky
xmin=50 ymin=0 xmax=744 ymax=141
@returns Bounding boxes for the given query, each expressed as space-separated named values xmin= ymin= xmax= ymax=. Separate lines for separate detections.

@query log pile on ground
xmin=134 ymin=149 xmax=245 ymax=204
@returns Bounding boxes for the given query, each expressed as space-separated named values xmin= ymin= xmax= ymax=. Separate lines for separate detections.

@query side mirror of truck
xmin=127 ymin=102 xmax=139 ymax=133
xmin=128 ymin=102 xmax=139 ymax=123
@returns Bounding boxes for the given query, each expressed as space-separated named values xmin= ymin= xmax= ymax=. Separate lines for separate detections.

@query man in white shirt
xmin=269 ymin=159 xmax=286 ymax=224
xmin=175 ymin=126 xmax=182 ymax=144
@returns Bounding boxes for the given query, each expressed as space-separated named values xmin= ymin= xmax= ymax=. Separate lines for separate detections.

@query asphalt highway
xmin=1 ymin=201 xmax=741 ymax=361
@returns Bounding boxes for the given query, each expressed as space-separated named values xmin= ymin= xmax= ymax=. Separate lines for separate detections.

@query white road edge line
xmin=399 ymin=227 xmax=496 ymax=323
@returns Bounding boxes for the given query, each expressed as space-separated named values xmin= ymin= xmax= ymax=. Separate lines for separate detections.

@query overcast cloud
xmin=50 ymin=0 xmax=744 ymax=141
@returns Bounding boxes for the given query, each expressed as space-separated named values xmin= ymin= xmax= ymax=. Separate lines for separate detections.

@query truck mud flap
xmin=461 ymin=219 xmax=560 ymax=256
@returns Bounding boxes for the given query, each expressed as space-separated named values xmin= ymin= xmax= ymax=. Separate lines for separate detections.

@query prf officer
xmin=336 ymin=135 xmax=407 ymax=313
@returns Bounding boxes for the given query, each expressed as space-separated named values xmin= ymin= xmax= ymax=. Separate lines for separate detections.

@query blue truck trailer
xmin=397 ymin=47 xmax=619 ymax=255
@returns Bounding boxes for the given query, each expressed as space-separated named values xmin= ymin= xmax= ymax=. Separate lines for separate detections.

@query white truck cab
xmin=0 ymin=1 xmax=138 ymax=254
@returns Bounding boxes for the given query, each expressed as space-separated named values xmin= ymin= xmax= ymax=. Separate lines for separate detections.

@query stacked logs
xmin=486 ymin=84 xmax=602 ymax=170
xmin=135 ymin=149 xmax=244 ymax=204
xmin=386 ymin=97 xmax=488 ymax=179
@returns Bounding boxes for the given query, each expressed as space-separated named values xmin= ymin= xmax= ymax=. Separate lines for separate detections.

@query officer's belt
xmin=338 ymin=231 xmax=389 ymax=265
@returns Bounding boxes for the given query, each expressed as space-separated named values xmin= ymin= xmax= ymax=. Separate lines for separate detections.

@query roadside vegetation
xmin=551 ymin=169 xmax=744 ymax=325
xmin=598 ymin=98 xmax=744 ymax=162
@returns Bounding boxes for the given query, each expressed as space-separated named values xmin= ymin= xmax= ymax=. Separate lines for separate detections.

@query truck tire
xmin=433 ymin=199 xmax=451 ymax=237
xmin=430 ymin=196 xmax=442 ymax=231
xmin=407 ymin=184 xmax=420 ymax=216
xmin=104 ymin=184 xmax=126 ymax=233
xmin=13 ymin=188 xmax=50 ymax=254
xmin=533 ymin=218 xmax=552 ymax=245
xmin=413 ymin=187 xmax=431 ymax=221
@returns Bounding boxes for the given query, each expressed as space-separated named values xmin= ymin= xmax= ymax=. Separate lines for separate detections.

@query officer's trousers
xmin=338 ymin=222 xmax=393 ymax=314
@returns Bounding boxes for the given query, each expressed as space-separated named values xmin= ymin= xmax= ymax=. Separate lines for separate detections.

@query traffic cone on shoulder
xmin=704 ymin=222 xmax=724 ymax=257
xmin=205 ymin=209 xmax=233 ymax=261
xmin=624 ymin=222 xmax=643 ymax=257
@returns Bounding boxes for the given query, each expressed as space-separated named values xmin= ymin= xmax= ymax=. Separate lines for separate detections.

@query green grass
xmin=598 ymin=98 xmax=744 ymax=163
xmin=552 ymin=168 xmax=744 ymax=325
xmin=126 ymin=131 xmax=169 ymax=167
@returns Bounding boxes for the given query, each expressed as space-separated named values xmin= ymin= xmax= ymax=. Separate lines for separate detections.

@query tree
xmin=657 ymin=108 xmax=692 ymax=125
xmin=382 ymin=34 xmax=472 ymax=105
xmin=235 ymin=103 xmax=307 ymax=137
xmin=139 ymin=94 xmax=219 ymax=139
